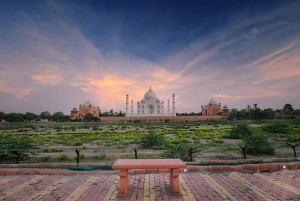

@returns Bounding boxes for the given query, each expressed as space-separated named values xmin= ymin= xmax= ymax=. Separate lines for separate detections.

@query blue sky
xmin=0 ymin=0 xmax=300 ymax=115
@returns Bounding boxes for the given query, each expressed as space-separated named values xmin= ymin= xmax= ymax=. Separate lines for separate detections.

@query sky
xmin=0 ymin=0 xmax=300 ymax=115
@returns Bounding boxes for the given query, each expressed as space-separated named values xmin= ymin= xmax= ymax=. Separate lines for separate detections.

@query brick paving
xmin=0 ymin=170 xmax=299 ymax=201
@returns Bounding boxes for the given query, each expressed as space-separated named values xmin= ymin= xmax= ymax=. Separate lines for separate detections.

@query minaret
xmin=126 ymin=94 xmax=129 ymax=116
xmin=167 ymin=99 xmax=170 ymax=114
xmin=131 ymin=100 xmax=133 ymax=114
xmin=172 ymin=93 xmax=175 ymax=116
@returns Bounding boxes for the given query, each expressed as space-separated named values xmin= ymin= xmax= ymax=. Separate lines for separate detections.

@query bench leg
xmin=170 ymin=168 xmax=180 ymax=196
xmin=118 ymin=169 xmax=129 ymax=198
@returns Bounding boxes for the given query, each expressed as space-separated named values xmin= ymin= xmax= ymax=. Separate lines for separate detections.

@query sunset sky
xmin=1 ymin=0 xmax=300 ymax=115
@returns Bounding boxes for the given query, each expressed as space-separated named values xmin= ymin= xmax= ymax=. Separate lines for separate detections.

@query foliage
xmin=241 ymin=129 xmax=274 ymax=155
xmin=229 ymin=123 xmax=253 ymax=139
xmin=84 ymin=113 xmax=100 ymax=122
xmin=40 ymin=111 xmax=51 ymax=120
xmin=0 ymin=135 xmax=39 ymax=163
xmin=287 ymin=134 xmax=300 ymax=142
xmin=139 ymin=131 xmax=167 ymax=149
xmin=262 ymin=121 xmax=292 ymax=134
xmin=4 ymin=113 xmax=24 ymax=122
xmin=52 ymin=112 xmax=70 ymax=122
xmin=58 ymin=154 xmax=72 ymax=161
xmin=39 ymin=155 xmax=52 ymax=162
xmin=74 ymin=141 xmax=83 ymax=146
xmin=43 ymin=147 xmax=63 ymax=152
xmin=24 ymin=112 xmax=38 ymax=121
xmin=161 ymin=143 xmax=200 ymax=162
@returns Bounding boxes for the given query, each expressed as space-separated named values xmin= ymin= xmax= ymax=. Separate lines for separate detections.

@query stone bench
xmin=112 ymin=159 xmax=187 ymax=198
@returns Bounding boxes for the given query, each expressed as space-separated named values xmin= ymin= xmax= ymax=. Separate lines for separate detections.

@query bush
xmin=74 ymin=141 xmax=83 ymax=146
xmin=241 ymin=129 xmax=274 ymax=155
xmin=43 ymin=147 xmax=63 ymax=152
xmin=229 ymin=123 xmax=253 ymax=139
xmin=58 ymin=154 xmax=72 ymax=161
xmin=212 ymin=139 xmax=224 ymax=143
xmin=287 ymin=134 xmax=300 ymax=142
xmin=139 ymin=131 xmax=167 ymax=149
xmin=39 ymin=155 xmax=52 ymax=162
xmin=262 ymin=121 xmax=292 ymax=134
xmin=161 ymin=143 xmax=200 ymax=162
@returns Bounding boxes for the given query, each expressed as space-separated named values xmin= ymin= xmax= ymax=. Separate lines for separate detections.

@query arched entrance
xmin=148 ymin=105 xmax=154 ymax=114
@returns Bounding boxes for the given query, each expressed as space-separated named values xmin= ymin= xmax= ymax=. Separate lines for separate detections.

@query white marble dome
xmin=144 ymin=88 xmax=157 ymax=100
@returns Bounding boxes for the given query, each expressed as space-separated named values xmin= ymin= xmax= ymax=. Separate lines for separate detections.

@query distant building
xmin=126 ymin=87 xmax=176 ymax=117
xmin=71 ymin=100 xmax=100 ymax=119
xmin=201 ymin=99 xmax=230 ymax=116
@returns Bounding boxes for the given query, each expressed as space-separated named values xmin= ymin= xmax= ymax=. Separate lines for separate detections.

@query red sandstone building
xmin=70 ymin=100 xmax=100 ymax=120
xmin=201 ymin=99 xmax=230 ymax=116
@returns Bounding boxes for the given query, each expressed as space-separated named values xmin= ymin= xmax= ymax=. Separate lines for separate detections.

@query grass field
xmin=0 ymin=119 xmax=299 ymax=163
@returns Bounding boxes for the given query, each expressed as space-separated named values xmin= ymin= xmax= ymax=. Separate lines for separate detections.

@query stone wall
xmin=99 ymin=115 xmax=227 ymax=122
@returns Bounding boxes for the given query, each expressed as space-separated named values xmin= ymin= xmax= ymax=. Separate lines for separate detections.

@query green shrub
xmin=74 ymin=141 xmax=83 ymax=146
xmin=241 ymin=129 xmax=274 ymax=155
xmin=287 ymin=134 xmax=300 ymax=142
xmin=43 ymin=147 xmax=63 ymax=152
xmin=58 ymin=154 xmax=72 ymax=161
xmin=139 ymin=131 xmax=167 ymax=149
xmin=262 ymin=121 xmax=292 ymax=134
xmin=39 ymin=155 xmax=52 ymax=162
xmin=95 ymin=153 xmax=107 ymax=160
xmin=161 ymin=143 xmax=200 ymax=162
xmin=220 ymin=132 xmax=230 ymax=138
xmin=80 ymin=154 xmax=85 ymax=159
xmin=82 ymin=146 xmax=86 ymax=150
xmin=212 ymin=139 xmax=224 ymax=143
xmin=229 ymin=123 xmax=253 ymax=139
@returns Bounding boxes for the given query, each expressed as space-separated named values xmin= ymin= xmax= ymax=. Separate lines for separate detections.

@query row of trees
xmin=100 ymin=109 xmax=125 ymax=117
xmin=0 ymin=111 xmax=71 ymax=122
xmin=228 ymin=103 xmax=300 ymax=120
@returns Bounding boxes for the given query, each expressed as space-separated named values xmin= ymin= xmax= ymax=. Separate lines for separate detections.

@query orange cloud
xmin=31 ymin=65 xmax=63 ymax=85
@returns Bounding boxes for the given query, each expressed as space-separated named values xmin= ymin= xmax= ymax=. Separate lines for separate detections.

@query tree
xmin=241 ymin=129 xmax=274 ymax=155
xmin=140 ymin=131 xmax=167 ymax=149
xmin=24 ymin=112 xmax=38 ymax=121
xmin=52 ymin=112 xmax=65 ymax=122
xmin=283 ymin=103 xmax=294 ymax=115
xmin=0 ymin=135 xmax=39 ymax=164
xmin=84 ymin=113 xmax=94 ymax=121
xmin=229 ymin=123 xmax=253 ymax=139
xmin=0 ymin=111 xmax=5 ymax=121
xmin=109 ymin=109 xmax=114 ymax=116
xmin=40 ymin=111 xmax=51 ymax=120
xmin=4 ymin=113 xmax=24 ymax=122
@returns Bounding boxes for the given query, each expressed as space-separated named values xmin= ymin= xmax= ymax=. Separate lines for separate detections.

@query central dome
xmin=144 ymin=87 xmax=157 ymax=100
xmin=83 ymin=100 xmax=92 ymax=107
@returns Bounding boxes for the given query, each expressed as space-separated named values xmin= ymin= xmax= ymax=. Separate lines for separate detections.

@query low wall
xmin=99 ymin=115 xmax=227 ymax=122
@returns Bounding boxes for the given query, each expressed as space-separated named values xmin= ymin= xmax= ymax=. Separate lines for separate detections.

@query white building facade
xmin=126 ymin=87 xmax=176 ymax=117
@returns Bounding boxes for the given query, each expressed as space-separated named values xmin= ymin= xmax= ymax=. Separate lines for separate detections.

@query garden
xmin=0 ymin=119 xmax=299 ymax=164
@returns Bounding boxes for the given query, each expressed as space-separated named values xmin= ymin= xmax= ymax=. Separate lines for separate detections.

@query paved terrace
xmin=0 ymin=168 xmax=300 ymax=201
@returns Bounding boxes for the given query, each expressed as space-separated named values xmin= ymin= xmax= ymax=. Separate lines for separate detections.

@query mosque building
xmin=70 ymin=100 xmax=100 ymax=119
xmin=201 ymin=99 xmax=230 ymax=116
xmin=126 ymin=87 xmax=176 ymax=117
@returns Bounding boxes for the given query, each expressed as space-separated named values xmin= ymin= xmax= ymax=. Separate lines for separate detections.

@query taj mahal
xmin=125 ymin=87 xmax=176 ymax=117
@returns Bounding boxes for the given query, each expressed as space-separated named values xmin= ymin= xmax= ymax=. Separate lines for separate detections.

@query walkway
xmin=0 ymin=170 xmax=299 ymax=200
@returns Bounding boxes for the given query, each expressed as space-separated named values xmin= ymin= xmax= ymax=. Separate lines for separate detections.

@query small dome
xmin=73 ymin=107 xmax=77 ymax=111
xmin=83 ymin=100 xmax=92 ymax=107
xmin=223 ymin=105 xmax=227 ymax=108
xmin=144 ymin=87 xmax=157 ymax=100
xmin=209 ymin=99 xmax=218 ymax=106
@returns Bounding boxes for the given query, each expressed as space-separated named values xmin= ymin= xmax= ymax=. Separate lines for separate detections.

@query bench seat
xmin=112 ymin=159 xmax=187 ymax=198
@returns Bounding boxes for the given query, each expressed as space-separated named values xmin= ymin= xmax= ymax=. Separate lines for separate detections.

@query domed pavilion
xmin=71 ymin=100 xmax=100 ymax=119
xmin=125 ymin=87 xmax=176 ymax=117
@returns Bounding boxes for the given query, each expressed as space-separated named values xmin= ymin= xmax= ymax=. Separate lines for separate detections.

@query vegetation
xmin=0 ymin=117 xmax=299 ymax=163
xmin=139 ymin=131 xmax=167 ymax=149
xmin=0 ymin=135 xmax=39 ymax=164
